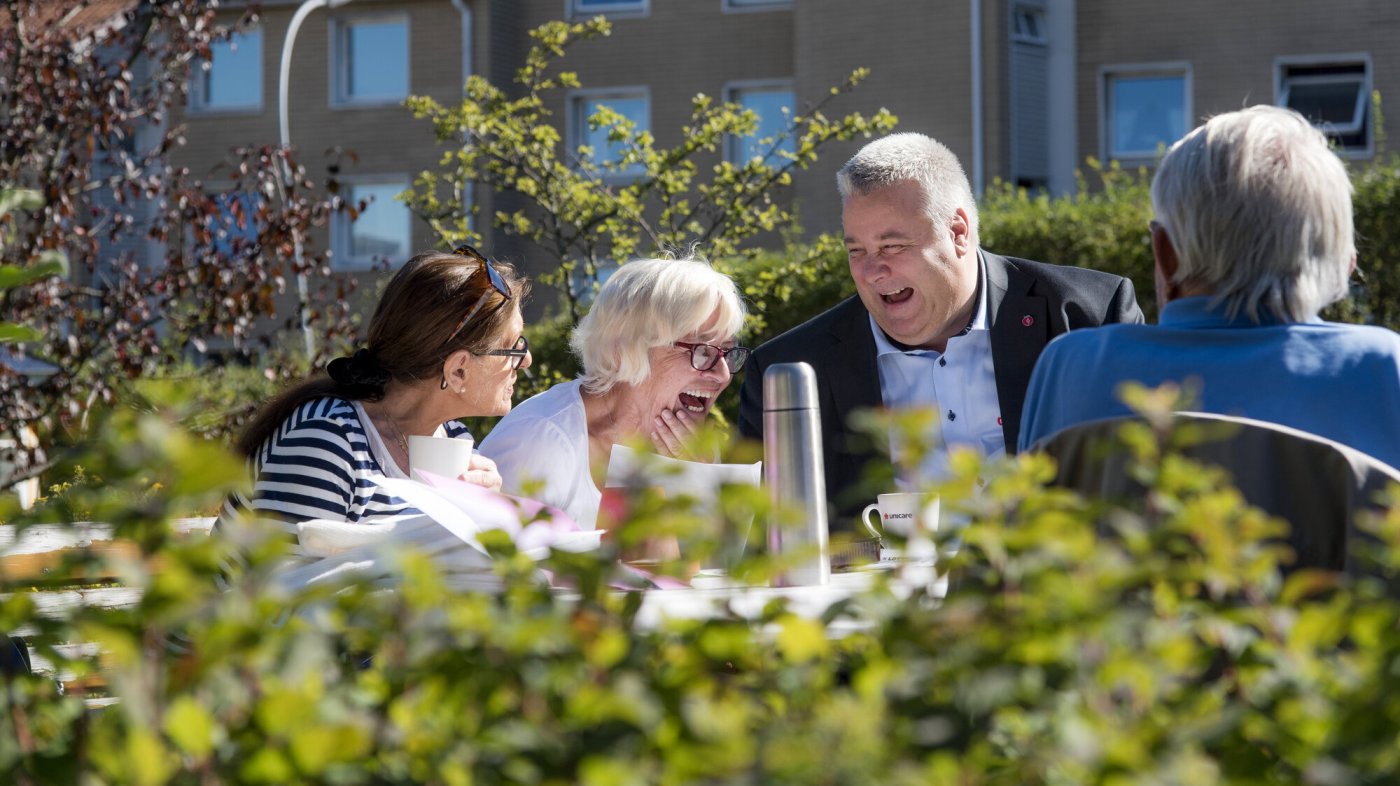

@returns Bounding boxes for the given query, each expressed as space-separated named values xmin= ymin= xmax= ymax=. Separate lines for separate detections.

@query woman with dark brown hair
xmin=223 ymin=245 xmax=531 ymax=528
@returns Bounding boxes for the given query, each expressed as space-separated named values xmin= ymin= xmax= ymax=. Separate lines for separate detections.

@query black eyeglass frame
xmin=443 ymin=244 xmax=512 ymax=346
xmin=673 ymin=341 xmax=751 ymax=373
xmin=475 ymin=335 xmax=530 ymax=370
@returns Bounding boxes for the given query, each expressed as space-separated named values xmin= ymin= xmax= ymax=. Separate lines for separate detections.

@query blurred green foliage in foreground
xmin=3 ymin=379 xmax=1400 ymax=786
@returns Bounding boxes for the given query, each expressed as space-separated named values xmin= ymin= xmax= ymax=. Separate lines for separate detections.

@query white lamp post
xmin=278 ymin=0 xmax=350 ymax=358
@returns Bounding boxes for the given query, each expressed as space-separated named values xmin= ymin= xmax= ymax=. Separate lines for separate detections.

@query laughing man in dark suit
xmin=738 ymin=132 xmax=1143 ymax=528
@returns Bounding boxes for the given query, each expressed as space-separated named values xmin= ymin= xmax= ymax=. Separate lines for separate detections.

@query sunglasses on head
xmin=674 ymin=341 xmax=751 ymax=373
xmin=443 ymin=244 xmax=512 ymax=346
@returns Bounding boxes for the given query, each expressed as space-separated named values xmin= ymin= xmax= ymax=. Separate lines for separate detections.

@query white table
xmin=630 ymin=563 xmax=945 ymax=634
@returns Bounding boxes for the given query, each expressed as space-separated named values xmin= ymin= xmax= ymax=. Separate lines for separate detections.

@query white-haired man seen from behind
xmin=1018 ymin=105 xmax=1400 ymax=468
xmin=739 ymin=132 xmax=1144 ymax=528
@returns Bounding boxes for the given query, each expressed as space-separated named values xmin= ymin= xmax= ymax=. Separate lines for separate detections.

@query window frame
xmin=568 ymin=0 xmax=649 ymax=19
xmin=721 ymin=0 xmax=793 ymax=12
xmin=331 ymin=176 xmax=414 ymax=272
xmin=1274 ymin=53 xmax=1373 ymax=158
xmin=722 ymin=79 xmax=797 ymax=167
xmin=1010 ymin=2 xmax=1047 ymax=45
xmin=329 ymin=13 xmax=411 ymax=108
xmin=188 ymin=26 xmax=264 ymax=114
xmin=566 ymin=86 xmax=652 ymax=180
xmin=1098 ymin=62 xmax=1192 ymax=163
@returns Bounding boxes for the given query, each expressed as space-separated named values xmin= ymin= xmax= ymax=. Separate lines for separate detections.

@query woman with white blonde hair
xmin=480 ymin=255 xmax=748 ymax=530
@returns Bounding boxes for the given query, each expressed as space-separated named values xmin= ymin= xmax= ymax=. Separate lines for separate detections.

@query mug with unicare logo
xmin=860 ymin=492 xmax=939 ymax=563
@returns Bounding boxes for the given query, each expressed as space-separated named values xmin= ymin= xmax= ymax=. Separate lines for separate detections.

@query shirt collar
xmin=1159 ymin=295 xmax=1317 ymax=328
xmin=870 ymin=250 xmax=989 ymax=356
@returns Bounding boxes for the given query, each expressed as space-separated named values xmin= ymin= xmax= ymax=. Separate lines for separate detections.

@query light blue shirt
xmin=1018 ymin=296 xmax=1400 ymax=468
xmin=871 ymin=254 xmax=1005 ymax=487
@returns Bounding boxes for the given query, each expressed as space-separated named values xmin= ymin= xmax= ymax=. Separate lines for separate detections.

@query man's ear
xmin=1151 ymin=222 xmax=1181 ymax=304
xmin=950 ymin=207 xmax=973 ymax=255
xmin=1150 ymin=222 xmax=1179 ymax=280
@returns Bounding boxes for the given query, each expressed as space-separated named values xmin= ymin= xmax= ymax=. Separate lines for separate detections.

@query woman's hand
xmin=460 ymin=452 xmax=503 ymax=492
xmin=651 ymin=408 xmax=702 ymax=460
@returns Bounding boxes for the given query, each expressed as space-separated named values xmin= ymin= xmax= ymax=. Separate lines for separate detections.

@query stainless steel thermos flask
xmin=762 ymin=362 xmax=830 ymax=585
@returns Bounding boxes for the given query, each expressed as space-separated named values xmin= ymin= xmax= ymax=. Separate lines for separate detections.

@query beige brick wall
xmin=496 ymin=1 xmax=993 ymax=249
xmin=172 ymin=0 xmax=1015 ymax=336
xmin=1078 ymin=0 xmax=1400 ymax=166
xmin=175 ymin=0 xmax=1400 ymax=340
xmin=793 ymin=0 xmax=978 ymax=236
xmin=171 ymin=0 xmax=471 ymax=344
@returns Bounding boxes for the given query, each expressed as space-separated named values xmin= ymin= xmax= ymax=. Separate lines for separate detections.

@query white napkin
xmin=278 ymin=477 xmax=603 ymax=593
xmin=296 ymin=515 xmax=444 ymax=558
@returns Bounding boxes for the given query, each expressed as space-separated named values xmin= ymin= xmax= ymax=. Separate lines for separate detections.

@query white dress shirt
xmin=870 ymin=254 xmax=1006 ymax=488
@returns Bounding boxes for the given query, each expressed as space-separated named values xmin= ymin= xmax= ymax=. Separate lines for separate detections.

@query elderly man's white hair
xmin=571 ymin=255 xmax=746 ymax=395
xmin=835 ymin=132 xmax=980 ymax=240
xmin=1151 ymin=105 xmax=1355 ymax=323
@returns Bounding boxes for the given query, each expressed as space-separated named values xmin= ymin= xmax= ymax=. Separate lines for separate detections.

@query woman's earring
xmin=440 ymin=378 xmax=448 ymax=390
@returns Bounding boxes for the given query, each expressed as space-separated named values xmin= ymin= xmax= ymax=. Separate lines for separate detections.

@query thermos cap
xmin=763 ymin=362 xmax=819 ymax=411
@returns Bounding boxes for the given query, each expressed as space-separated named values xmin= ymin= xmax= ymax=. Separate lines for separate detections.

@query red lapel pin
xmin=1021 ymin=315 xmax=1034 ymax=327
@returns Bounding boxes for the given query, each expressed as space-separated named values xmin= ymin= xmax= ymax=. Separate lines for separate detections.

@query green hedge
xmin=978 ymin=155 xmax=1400 ymax=330
xmin=1348 ymin=156 xmax=1400 ymax=327
xmin=6 ymin=389 xmax=1400 ymax=783
xmin=980 ymin=160 xmax=1158 ymax=320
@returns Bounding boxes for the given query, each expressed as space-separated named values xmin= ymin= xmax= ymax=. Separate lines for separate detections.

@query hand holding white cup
xmin=860 ymin=492 xmax=939 ymax=563
xmin=407 ymin=435 xmax=500 ymax=490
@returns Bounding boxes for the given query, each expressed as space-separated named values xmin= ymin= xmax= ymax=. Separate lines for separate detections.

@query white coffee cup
xmin=407 ymin=434 xmax=475 ymax=481
xmin=860 ymin=492 xmax=939 ymax=562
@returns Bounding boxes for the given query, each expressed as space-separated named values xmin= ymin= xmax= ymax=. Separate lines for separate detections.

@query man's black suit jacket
xmin=738 ymin=251 xmax=1144 ymax=529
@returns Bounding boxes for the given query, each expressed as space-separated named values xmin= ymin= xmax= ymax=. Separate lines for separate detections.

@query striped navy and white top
xmin=223 ymin=396 xmax=472 ymax=528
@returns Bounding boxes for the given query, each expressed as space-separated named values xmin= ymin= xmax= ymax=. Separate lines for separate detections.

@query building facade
xmin=169 ymin=0 xmax=1399 ymax=324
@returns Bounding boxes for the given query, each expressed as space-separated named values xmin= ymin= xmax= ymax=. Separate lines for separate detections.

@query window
xmin=1011 ymin=3 xmax=1046 ymax=43
xmin=1277 ymin=57 xmax=1371 ymax=155
xmin=723 ymin=0 xmax=792 ymax=11
xmin=569 ymin=89 xmax=650 ymax=177
xmin=334 ymin=180 xmax=412 ymax=270
xmin=724 ymin=82 xmax=795 ymax=167
xmin=1102 ymin=65 xmax=1190 ymax=160
xmin=207 ymin=191 xmax=262 ymax=257
xmin=570 ymin=0 xmax=648 ymax=18
xmin=332 ymin=16 xmax=408 ymax=105
xmin=189 ymin=27 xmax=262 ymax=112
xmin=1009 ymin=3 xmax=1049 ymax=190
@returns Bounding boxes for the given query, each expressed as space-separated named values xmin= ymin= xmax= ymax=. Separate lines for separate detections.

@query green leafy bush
xmin=127 ymin=363 xmax=293 ymax=446
xmin=980 ymin=160 xmax=1158 ymax=320
xmin=1348 ymin=154 xmax=1400 ymax=329
xmin=977 ymin=152 xmax=1400 ymax=331
xmin=5 ymin=387 xmax=1400 ymax=784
